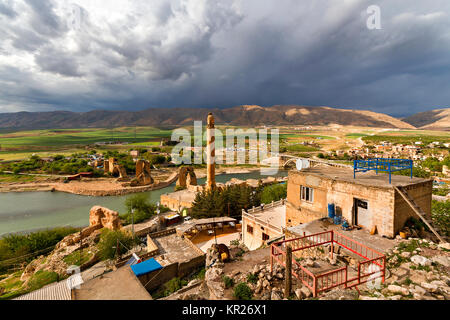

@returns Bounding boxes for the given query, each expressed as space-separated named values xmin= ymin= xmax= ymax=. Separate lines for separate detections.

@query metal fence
xmin=270 ymin=230 xmax=386 ymax=297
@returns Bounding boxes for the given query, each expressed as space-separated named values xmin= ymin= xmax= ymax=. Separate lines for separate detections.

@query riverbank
xmin=0 ymin=165 xmax=271 ymax=196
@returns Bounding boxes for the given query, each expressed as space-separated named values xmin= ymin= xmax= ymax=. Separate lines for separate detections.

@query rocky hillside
xmin=0 ymin=105 xmax=416 ymax=129
xmin=403 ymin=108 xmax=450 ymax=131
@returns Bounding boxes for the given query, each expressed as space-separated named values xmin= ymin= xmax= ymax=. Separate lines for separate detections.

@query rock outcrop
xmin=89 ymin=206 xmax=122 ymax=230
xmin=204 ymin=244 xmax=226 ymax=299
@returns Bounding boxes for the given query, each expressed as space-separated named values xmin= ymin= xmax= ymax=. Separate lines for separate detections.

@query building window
xmin=300 ymin=186 xmax=314 ymax=202
xmin=247 ymin=225 xmax=253 ymax=234
xmin=262 ymin=233 xmax=270 ymax=241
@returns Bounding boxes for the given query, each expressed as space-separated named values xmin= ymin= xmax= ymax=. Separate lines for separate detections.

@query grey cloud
xmin=0 ymin=0 xmax=449 ymax=116
xmin=24 ymin=0 xmax=67 ymax=37
xmin=34 ymin=47 xmax=83 ymax=77
xmin=0 ymin=0 xmax=17 ymax=18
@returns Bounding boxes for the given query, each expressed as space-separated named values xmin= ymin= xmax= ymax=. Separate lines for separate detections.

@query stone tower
xmin=206 ymin=112 xmax=216 ymax=190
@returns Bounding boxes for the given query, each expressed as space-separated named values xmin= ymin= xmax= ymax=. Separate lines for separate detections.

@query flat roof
xmin=176 ymin=217 xmax=237 ymax=234
xmin=73 ymin=266 xmax=152 ymax=300
xmin=247 ymin=205 xmax=286 ymax=231
xmin=290 ymin=165 xmax=431 ymax=189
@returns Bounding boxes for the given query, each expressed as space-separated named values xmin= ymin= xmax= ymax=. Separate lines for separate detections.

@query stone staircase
xmin=394 ymin=186 xmax=446 ymax=243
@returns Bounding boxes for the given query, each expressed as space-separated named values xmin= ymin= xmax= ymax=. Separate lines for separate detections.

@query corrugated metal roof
xmin=14 ymin=280 xmax=72 ymax=300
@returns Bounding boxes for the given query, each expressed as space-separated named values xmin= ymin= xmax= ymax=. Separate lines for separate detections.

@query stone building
xmin=286 ymin=165 xmax=433 ymax=238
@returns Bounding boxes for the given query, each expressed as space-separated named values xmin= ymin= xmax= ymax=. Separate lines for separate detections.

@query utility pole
xmin=79 ymin=229 xmax=82 ymax=266
xmin=285 ymin=245 xmax=292 ymax=297
xmin=131 ymin=208 xmax=135 ymax=239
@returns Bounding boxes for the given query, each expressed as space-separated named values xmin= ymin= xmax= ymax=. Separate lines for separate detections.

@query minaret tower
xmin=206 ymin=112 xmax=216 ymax=190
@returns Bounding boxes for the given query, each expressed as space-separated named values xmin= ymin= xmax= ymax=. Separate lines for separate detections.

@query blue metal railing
xmin=353 ymin=158 xmax=413 ymax=184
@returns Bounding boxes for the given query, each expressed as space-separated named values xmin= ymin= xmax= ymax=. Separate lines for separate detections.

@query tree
xmin=191 ymin=184 xmax=263 ymax=219
xmin=261 ymin=183 xmax=287 ymax=204
xmin=121 ymin=194 xmax=156 ymax=225
xmin=97 ymin=229 xmax=137 ymax=261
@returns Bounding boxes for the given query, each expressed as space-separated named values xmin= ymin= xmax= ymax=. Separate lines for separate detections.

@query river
xmin=0 ymin=171 xmax=287 ymax=236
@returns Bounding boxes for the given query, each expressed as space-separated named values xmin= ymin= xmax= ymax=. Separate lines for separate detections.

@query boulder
xmin=300 ymin=286 xmax=312 ymax=298
xmin=438 ymin=243 xmax=450 ymax=251
xmin=412 ymin=285 xmax=427 ymax=296
xmin=431 ymin=255 xmax=450 ymax=268
xmin=271 ymin=290 xmax=282 ymax=300
xmin=421 ymin=282 xmax=439 ymax=293
xmin=295 ymin=288 xmax=303 ymax=300
xmin=392 ymin=268 xmax=409 ymax=280
xmin=387 ymin=285 xmax=409 ymax=296
xmin=411 ymin=255 xmax=431 ymax=267
xmin=400 ymin=252 xmax=411 ymax=258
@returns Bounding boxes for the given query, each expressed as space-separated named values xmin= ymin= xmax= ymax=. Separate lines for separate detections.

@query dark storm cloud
xmin=0 ymin=0 xmax=449 ymax=116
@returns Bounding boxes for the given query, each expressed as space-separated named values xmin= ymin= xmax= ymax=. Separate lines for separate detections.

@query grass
xmin=27 ymin=270 xmax=59 ymax=291
xmin=63 ymin=249 xmax=93 ymax=267
xmin=0 ymin=173 xmax=38 ymax=183
xmin=345 ymin=133 xmax=369 ymax=139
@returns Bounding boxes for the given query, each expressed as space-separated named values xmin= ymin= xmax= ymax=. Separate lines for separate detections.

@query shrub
xmin=120 ymin=194 xmax=156 ymax=225
xmin=246 ymin=273 xmax=258 ymax=284
xmin=432 ymin=200 xmax=450 ymax=236
xmin=222 ymin=276 xmax=234 ymax=289
xmin=0 ymin=227 xmax=79 ymax=272
xmin=97 ymin=229 xmax=136 ymax=261
xmin=233 ymin=282 xmax=253 ymax=300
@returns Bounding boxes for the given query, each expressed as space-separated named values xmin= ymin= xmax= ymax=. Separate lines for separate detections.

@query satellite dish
xmin=296 ymin=159 xmax=303 ymax=170
xmin=302 ymin=159 xmax=310 ymax=169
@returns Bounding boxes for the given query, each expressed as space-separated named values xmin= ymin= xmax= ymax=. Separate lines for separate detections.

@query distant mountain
xmin=403 ymin=108 xmax=450 ymax=131
xmin=0 ymin=105 xmax=417 ymax=130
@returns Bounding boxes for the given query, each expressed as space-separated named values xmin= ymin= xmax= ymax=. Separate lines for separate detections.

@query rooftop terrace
xmin=289 ymin=165 xmax=431 ymax=189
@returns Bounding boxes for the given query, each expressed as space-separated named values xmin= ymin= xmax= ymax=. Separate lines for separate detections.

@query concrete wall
xmin=137 ymin=254 xmax=205 ymax=292
xmin=393 ymin=181 xmax=433 ymax=235
xmin=138 ymin=262 xmax=179 ymax=292
xmin=242 ymin=215 xmax=282 ymax=251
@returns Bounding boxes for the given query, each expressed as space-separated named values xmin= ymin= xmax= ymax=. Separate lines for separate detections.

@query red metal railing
xmin=270 ymin=230 xmax=385 ymax=297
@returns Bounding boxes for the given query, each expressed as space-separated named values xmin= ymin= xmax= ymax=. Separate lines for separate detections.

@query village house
xmin=285 ymin=165 xmax=433 ymax=238
xmin=241 ymin=200 xmax=286 ymax=250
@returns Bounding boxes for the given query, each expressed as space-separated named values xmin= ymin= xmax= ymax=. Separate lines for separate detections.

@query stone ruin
xmin=131 ymin=159 xmax=154 ymax=186
xmin=177 ymin=166 xmax=198 ymax=189
xmin=89 ymin=206 xmax=122 ymax=230
xmin=104 ymin=157 xmax=128 ymax=180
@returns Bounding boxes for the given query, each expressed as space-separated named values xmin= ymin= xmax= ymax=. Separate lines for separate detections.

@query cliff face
xmin=0 ymin=105 xmax=418 ymax=129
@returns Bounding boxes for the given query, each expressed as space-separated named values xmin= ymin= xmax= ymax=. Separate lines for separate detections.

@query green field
xmin=0 ymin=127 xmax=172 ymax=148
xmin=345 ymin=133 xmax=369 ymax=139
xmin=363 ymin=134 xmax=449 ymax=145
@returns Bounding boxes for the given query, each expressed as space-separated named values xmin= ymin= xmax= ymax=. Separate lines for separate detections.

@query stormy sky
xmin=0 ymin=0 xmax=449 ymax=116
